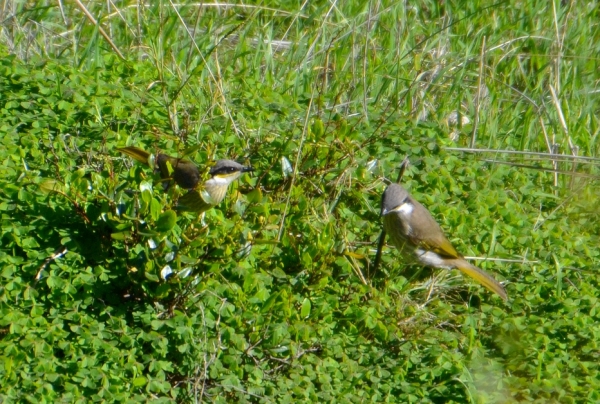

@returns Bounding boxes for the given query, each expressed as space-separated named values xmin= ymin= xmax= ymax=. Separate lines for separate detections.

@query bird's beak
xmin=242 ymin=166 xmax=254 ymax=173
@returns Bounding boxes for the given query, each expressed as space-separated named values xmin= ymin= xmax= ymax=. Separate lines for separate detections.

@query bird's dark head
xmin=208 ymin=160 xmax=253 ymax=183
xmin=381 ymin=183 xmax=410 ymax=216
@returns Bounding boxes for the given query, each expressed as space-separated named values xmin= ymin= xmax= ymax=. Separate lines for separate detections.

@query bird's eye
xmin=229 ymin=167 xmax=235 ymax=172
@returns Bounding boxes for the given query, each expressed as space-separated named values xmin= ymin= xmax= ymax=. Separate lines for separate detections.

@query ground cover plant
xmin=1 ymin=0 xmax=599 ymax=402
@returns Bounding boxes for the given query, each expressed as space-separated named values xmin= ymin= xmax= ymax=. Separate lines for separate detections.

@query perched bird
xmin=381 ymin=183 xmax=507 ymax=301
xmin=117 ymin=146 xmax=253 ymax=212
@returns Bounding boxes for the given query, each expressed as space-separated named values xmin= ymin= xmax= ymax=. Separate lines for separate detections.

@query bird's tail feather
xmin=117 ymin=146 xmax=152 ymax=166
xmin=453 ymin=259 xmax=508 ymax=301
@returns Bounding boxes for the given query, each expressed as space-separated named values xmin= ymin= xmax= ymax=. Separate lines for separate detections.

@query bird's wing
xmin=176 ymin=189 xmax=212 ymax=213
xmin=156 ymin=155 xmax=201 ymax=189
xmin=407 ymin=197 xmax=461 ymax=259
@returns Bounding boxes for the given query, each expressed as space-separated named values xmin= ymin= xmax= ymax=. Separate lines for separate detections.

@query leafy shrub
xmin=1 ymin=1 xmax=599 ymax=402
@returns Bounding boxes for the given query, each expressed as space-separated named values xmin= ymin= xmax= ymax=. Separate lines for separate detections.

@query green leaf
xmin=150 ymin=198 xmax=162 ymax=221
xmin=155 ymin=210 xmax=177 ymax=232
xmin=111 ymin=231 xmax=131 ymax=240
xmin=246 ymin=188 xmax=262 ymax=203
xmin=300 ymin=298 xmax=311 ymax=318
xmin=39 ymin=179 xmax=63 ymax=194
xmin=311 ymin=118 xmax=325 ymax=139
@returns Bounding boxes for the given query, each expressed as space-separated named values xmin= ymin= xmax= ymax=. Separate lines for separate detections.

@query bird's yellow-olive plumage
xmin=381 ymin=183 xmax=507 ymax=301
xmin=117 ymin=146 xmax=200 ymax=189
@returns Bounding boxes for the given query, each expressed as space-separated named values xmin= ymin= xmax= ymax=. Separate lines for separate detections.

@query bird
xmin=117 ymin=146 xmax=253 ymax=213
xmin=381 ymin=183 xmax=508 ymax=301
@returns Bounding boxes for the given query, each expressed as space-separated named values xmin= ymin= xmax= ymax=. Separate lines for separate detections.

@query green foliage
xmin=1 ymin=0 xmax=599 ymax=402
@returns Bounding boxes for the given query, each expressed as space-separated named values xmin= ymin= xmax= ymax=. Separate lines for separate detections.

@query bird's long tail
xmin=117 ymin=146 xmax=152 ymax=166
xmin=452 ymin=259 xmax=508 ymax=301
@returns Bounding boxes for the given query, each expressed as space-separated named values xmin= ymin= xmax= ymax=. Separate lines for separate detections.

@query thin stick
xmin=35 ymin=246 xmax=68 ymax=281
xmin=480 ymin=159 xmax=599 ymax=179
xmin=444 ymin=147 xmax=600 ymax=162
xmin=463 ymin=256 xmax=538 ymax=264
xmin=372 ymin=157 xmax=409 ymax=274
xmin=470 ymin=36 xmax=486 ymax=148
xmin=569 ymin=146 xmax=579 ymax=189
xmin=278 ymin=96 xmax=313 ymax=241
xmin=348 ymin=255 xmax=368 ymax=286
xmin=72 ymin=0 xmax=125 ymax=60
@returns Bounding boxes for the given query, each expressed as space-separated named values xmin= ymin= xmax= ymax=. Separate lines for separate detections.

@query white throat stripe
xmin=392 ymin=202 xmax=413 ymax=215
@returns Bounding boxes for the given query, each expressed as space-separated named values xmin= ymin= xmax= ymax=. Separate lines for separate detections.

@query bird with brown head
xmin=381 ymin=183 xmax=507 ymax=301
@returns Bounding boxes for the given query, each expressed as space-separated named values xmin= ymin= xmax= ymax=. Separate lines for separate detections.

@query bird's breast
xmin=203 ymin=178 xmax=233 ymax=205
xmin=387 ymin=202 xmax=414 ymax=235
xmin=383 ymin=213 xmax=413 ymax=255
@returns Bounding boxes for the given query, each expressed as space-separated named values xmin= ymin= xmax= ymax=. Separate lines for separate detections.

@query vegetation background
xmin=1 ymin=0 xmax=599 ymax=402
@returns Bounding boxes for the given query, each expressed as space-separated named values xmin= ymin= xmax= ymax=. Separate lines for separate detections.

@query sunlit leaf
xmin=155 ymin=210 xmax=177 ymax=232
